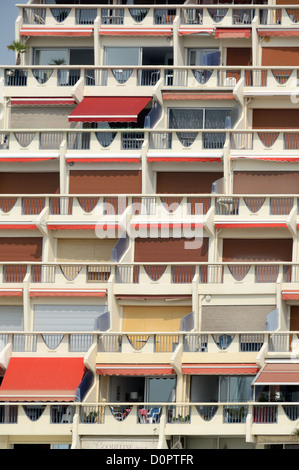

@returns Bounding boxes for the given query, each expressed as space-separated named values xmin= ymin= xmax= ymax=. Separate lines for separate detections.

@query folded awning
xmin=282 ymin=290 xmax=299 ymax=300
xmin=253 ymin=363 xmax=299 ymax=385
xmin=0 ymin=223 xmax=38 ymax=230
xmin=68 ymin=96 xmax=152 ymax=123
xmin=10 ymin=98 xmax=76 ymax=106
xmin=0 ymin=288 xmax=23 ymax=297
xmin=99 ymin=27 xmax=172 ymax=36
xmin=0 ymin=357 xmax=86 ymax=402
xmin=215 ymin=220 xmax=287 ymax=229
xmin=20 ymin=27 xmax=93 ymax=37
xmin=47 ymin=222 xmax=121 ymax=231
xmin=96 ymin=364 xmax=175 ymax=376
xmin=148 ymin=152 xmax=222 ymax=163
xmin=131 ymin=221 xmax=204 ymax=229
xmin=66 ymin=154 xmax=141 ymax=164
xmin=215 ymin=28 xmax=251 ymax=39
xmin=182 ymin=363 xmax=259 ymax=375
xmin=231 ymin=155 xmax=299 ymax=162
xmin=163 ymin=92 xmax=235 ymax=100
xmin=258 ymin=29 xmax=299 ymax=37
xmin=30 ymin=289 xmax=107 ymax=298
xmin=179 ymin=27 xmax=214 ymax=36
xmin=0 ymin=154 xmax=59 ymax=163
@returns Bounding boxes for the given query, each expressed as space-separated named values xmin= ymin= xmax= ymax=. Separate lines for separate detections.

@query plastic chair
xmin=147 ymin=407 xmax=161 ymax=423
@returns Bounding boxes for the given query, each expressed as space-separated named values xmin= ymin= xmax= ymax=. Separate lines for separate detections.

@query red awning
xmin=148 ymin=156 xmax=222 ymax=163
xmin=115 ymin=295 xmax=191 ymax=300
xmin=163 ymin=92 xmax=235 ymax=100
xmin=258 ymin=29 xmax=299 ymax=37
xmin=178 ymin=27 xmax=214 ymax=36
xmin=215 ymin=28 xmax=251 ymax=39
xmin=182 ymin=363 xmax=259 ymax=375
xmin=96 ymin=364 xmax=175 ymax=376
xmin=68 ymin=96 xmax=152 ymax=123
xmin=282 ymin=290 xmax=299 ymax=300
xmin=0 ymin=223 xmax=38 ymax=230
xmin=11 ymin=98 xmax=76 ymax=106
xmin=231 ymin=155 xmax=299 ymax=162
xmin=131 ymin=222 xmax=203 ymax=229
xmin=215 ymin=221 xmax=286 ymax=229
xmin=30 ymin=289 xmax=107 ymax=298
xmin=47 ymin=223 xmax=121 ymax=231
xmin=20 ymin=27 xmax=93 ymax=37
xmin=0 ymin=153 xmax=59 ymax=163
xmin=99 ymin=27 xmax=172 ymax=36
xmin=66 ymin=155 xmax=140 ymax=164
xmin=0 ymin=357 xmax=86 ymax=402
xmin=253 ymin=363 xmax=299 ymax=385
xmin=0 ymin=289 xmax=22 ymax=297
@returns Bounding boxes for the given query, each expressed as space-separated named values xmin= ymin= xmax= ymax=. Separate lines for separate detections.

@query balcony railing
xmin=1 ymin=401 xmax=299 ymax=436
xmin=0 ymin=330 xmax=298 ymax=355
xmin=3 ymin=65 xmax=299 ymax=91
xmin=18 ymin=5 xmax=299 ymax=29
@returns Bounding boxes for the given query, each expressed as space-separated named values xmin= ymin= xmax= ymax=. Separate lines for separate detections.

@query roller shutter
xmin=233 ymin=171 xmax=299 ymax=194
xmin=0 ymin=306 xmax=23 ymax=331
xmin=122 ymin=306 xmax=192 ymax=332
xmin=222 ymin=238 xmax=293 ymax=261
xmin=134 ymin=237 xmax=209 ymax=262
xmin=156 ymin=172 xmax=223 ymax=194
xmin=69 ymin=170 xmax=142 ymax=194
xmin=57 ymin=238 xmax=117 ymax=262
xmin=253 ymin=109 xmax=299 ymax=129
xmin=262 ymin=47 xmax=299 ymax=66
xmin=0 ymin=237 xmax=42 ymax=262
xmin=10 ymin=106 xmax=75 ymax=129
xmin=0 ymin=173 xmax=59 ymax=194
xmin=33 ymin=304 xmax=107 ymax=331
xmin=202 ymin=305 xmax=276 ymax=331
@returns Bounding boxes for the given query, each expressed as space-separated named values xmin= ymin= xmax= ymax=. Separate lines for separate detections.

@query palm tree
xmin=7 ymin=41 xmax=28 ymax=66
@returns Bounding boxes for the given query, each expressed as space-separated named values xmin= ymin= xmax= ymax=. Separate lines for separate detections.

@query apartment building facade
xmin=0 ymin=0 xmax=298 ymax=450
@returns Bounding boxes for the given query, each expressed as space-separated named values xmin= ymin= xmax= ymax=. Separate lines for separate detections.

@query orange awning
xmin=215 ymin=28 xmax=251 ymax=39
xmin=99 ymin=27 xmax=172 ymax=36
xmin=253 ymin=363 xmax=299 ymax=385
xmin=30 ymin=289 xmax=107 ymax=298
xmin=0 ymin=357 xmax=86 ymax=402
xmin=282 ymin=290 xmax=299 ymax=300
xmin=163 ymin=92 xmax=235 ymax=100
xmin=11 ymin=98 xmax=76 ymax=106
xmin=258 ymin=29 xmax=299 ymax=37
xmin=179 ymin=27 xmax=214 ymax=36
xmin=96 ymin=364 xmax=175 ymax=376
xmin=182 ymin=363 xmax=259 ymax=375
xmin=20 ymin=27 xmax=93 ymax=37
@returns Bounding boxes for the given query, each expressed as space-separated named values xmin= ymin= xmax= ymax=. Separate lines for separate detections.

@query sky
xmin=0 ymin=0 xmax=27 ymax=65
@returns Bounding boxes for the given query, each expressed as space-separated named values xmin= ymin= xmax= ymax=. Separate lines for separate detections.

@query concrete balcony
xmin=17 ymin=4 xmax=299 ymax=35
xmin=0 ymin=401 xmax=298 ymax=446
xmin=3 ymin=66 xmax=299 ymax=99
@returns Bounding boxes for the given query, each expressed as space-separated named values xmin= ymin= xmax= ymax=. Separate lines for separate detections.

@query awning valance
xmin=0 ymin=357 xmax=86 ymax=402
xmin=162 ymin=92 xmax=235 ymax=100
xmin=253 ymin=363 xmax=299 ymax=385
xmin=258 ymin=29 xmax=299 ymax=37
xmin=215 ymin=28 xmax=251 ymax=39
xmin=99 ymin=27 xmax=172 ymax=36
xmin=20 ymin=27 xmax=93 ymax=37
xmin=10 ymin=98 xmax=76 ymax=106
xmin=178 ymin=27 xmax=214 ymax=36
xmin=29 ymin=289 xmax=107 ymax=298
xmin=282 ymin=290 xmax=299 ymax=300
xmin=96 ymin=364 xmax=175 ymax=376
xmin=68 ymin=96 xmax=152 ymax=123
xmin=182 ymin=363 xmax=259 ymax=375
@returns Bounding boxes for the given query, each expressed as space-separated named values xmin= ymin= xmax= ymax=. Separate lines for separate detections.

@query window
xmin=188 ymin=49 xmax=220 ymax=66
xmin=104 ymin=47 xmax=141 ymax=66
xmin=168 ymin=108 xmax=231 ymax=129
xmin=220 ymin=376 xmax=253 ymax=403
